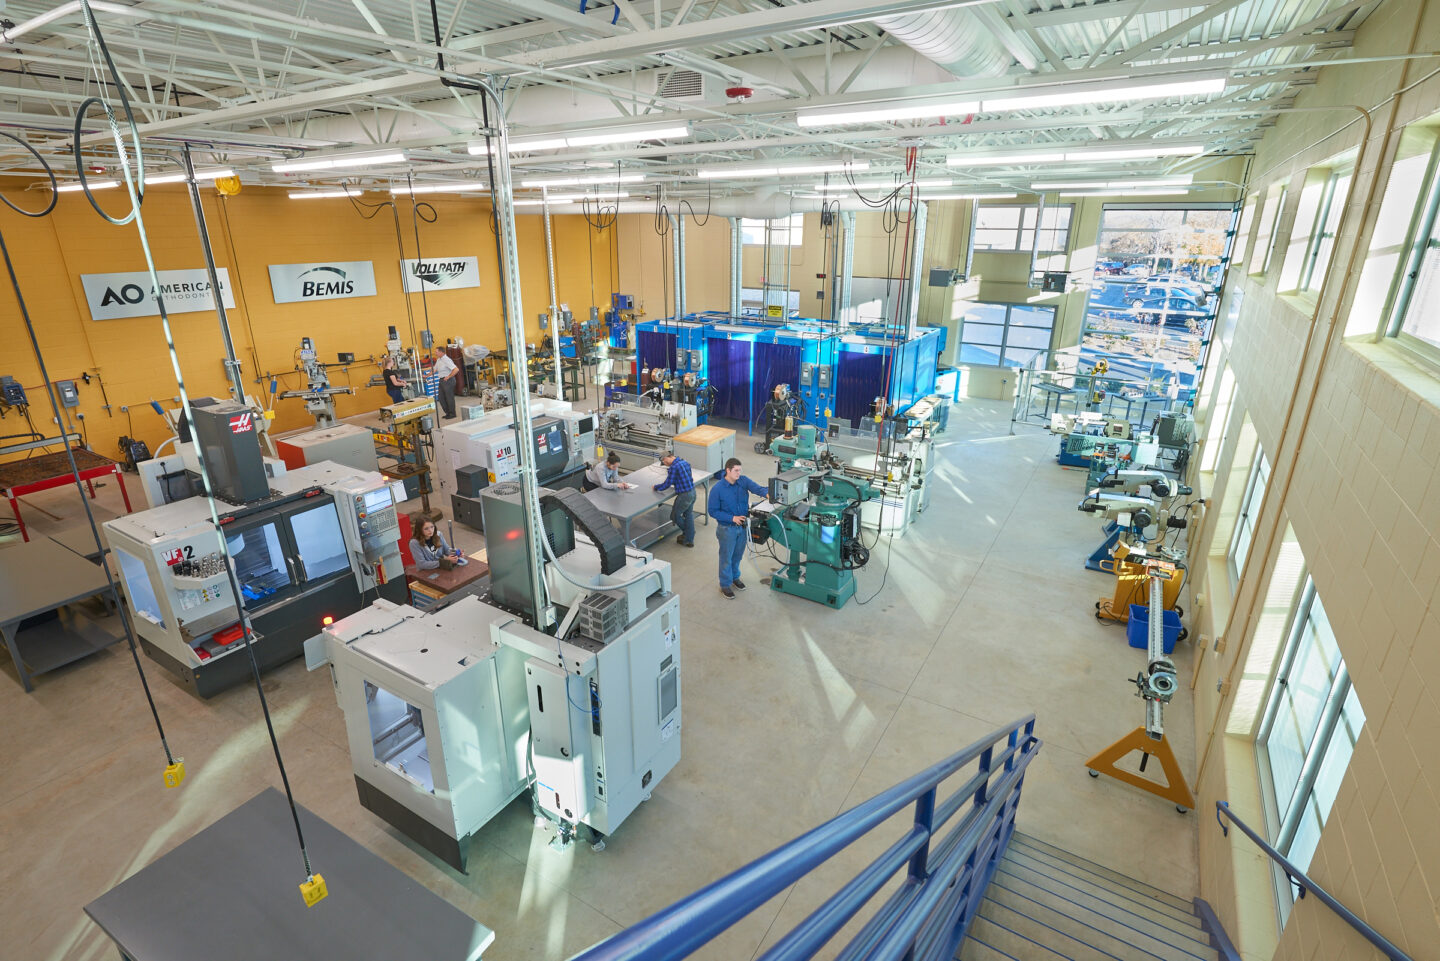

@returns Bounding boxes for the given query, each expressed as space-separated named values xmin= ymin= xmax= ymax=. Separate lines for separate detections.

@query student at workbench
xmin=409 ymin=514 xmax=465 ymax=570
xmin=584 ymin=452 xmax=637 ymax=492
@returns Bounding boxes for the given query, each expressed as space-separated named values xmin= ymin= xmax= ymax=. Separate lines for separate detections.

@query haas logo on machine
xmin=229 ymin=412 xmax=254 ymax=434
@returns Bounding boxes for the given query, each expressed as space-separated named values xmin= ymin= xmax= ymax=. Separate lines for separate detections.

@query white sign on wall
xmin=80 ymin=268 xmax=237 ymax=321
xmin=400 ymin=256 xmax=481 ymax=293
xmin=268 ymin=261 xmax=377 ymax=303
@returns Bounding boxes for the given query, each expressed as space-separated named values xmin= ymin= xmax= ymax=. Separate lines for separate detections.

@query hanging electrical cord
xmin=0 ymin=127 xmax=180 ymax=772
xmin=405 ymin=171 xmax=441 ymax=347
xmin=73 ymin=0 xmax=323 ymax=904
xmin=342 ymin=183 xmax=428 ymax=350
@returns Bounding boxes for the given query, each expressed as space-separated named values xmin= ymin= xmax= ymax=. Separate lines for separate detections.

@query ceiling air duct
xmin=873 ymin=9 xmax=1010 ymax=79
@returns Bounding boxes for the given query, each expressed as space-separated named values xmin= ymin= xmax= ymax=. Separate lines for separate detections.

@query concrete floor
xmin=0 ymin=399 xmax=1201 ymax=961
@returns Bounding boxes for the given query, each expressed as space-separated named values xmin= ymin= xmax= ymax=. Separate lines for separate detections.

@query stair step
xmin=1010 ymin=834 xmax=1195 ymax=913
xmin=966 ymin=916 xmax=1077 ymax=961
xmin=992 ymin=866 xmax=1215 ymax=954
xmin=1002 ymin=848 xmax=1203 ymax=931
xmin=986 ymin=880 xmax=1216 ymax=961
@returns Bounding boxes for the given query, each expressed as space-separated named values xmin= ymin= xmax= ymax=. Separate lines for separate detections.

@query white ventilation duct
xmin=873 ymin=9 xmax=1010 ymax=79
xmin=593 ymin=192 xmax=880 ymax=217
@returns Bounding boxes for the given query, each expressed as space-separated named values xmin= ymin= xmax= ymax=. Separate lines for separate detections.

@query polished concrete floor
xmin=0 ymin=399 xmax=1201 ymax=960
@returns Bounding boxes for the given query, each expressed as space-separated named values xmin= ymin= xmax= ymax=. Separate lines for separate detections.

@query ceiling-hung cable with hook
xmin=0 ymin=129 xmax=178 ymax=781
xmin=404 ymin=171 xmax=441 ymax=348
xmin=73 ymin=0 xmax=325 ymax=906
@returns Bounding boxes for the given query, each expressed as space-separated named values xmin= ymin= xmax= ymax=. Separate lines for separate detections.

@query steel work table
xmin=0 ymin=537 xmax=124 ymax=692
xmin=84 ymin=788 xmax=495 ymax=961
xmin=583 ymin=462 xmax=709 ymax=548
xmin=0 ymin=448 xmax=132 ymax=542
xmin=50 ymin=522 xmax=112 ymax=563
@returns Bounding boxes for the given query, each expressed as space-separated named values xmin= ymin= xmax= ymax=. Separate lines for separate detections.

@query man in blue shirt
xmin=707 ymin=456 xmax=768 ymax=598
xmin=653 ymin=451 xmax=696 ymax=547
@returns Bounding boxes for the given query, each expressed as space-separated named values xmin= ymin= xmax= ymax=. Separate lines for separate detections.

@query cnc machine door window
xmin=225 ymin=521 xmax=293 ymax=605
xmin=287 ymin=502 xmax=349 ymax=582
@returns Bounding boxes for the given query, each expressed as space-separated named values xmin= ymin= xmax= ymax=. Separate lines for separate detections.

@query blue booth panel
xmin=751 ymin=342 xmax=802 ymax=431
xmin=707 ymin=338 xmax=753 ymax=423
xmin=835 ymin=350 xmax=885 ymax=428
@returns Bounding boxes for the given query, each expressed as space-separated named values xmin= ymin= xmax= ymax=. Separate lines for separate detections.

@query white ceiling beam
xmin=1012 ymin=0 xmax=1199 ymax=30
xmin=1099 ymin=0 xmax=1250 ymax=68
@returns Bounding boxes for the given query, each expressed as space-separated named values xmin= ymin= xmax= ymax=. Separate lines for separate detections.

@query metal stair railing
xmin=1216 ymin=801 xmax=1412 ymax=961
xmin=570 ymin=715 xmax=1041 ymax=961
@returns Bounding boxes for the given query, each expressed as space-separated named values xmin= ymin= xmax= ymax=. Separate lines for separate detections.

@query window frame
xmin=956 ymin=301 xmax=1057 ymax=368
xmin=972 ymin=203 xmax=1074 ymax=254
xmin=740 ymin=213 xmax=804 ymax=247
xmin=1250 ymin=185 xmax=1287 ymax=276
xmin=1298 ymin=167 xmax=1353 ymax=294
xmin=1254 ymin=576 xmax=1363 ymax=925
xmin=1385 ymin=138 xmax=1440 ymax=367
xmin=1227 ymin=450 xmax=1270 ymax=587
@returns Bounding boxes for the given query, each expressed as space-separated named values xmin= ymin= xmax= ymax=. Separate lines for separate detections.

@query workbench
xmin=84 ymin=788 xmax=495 ymax=961
xmin=584 ymin=463 xmax=708 ymax=549
xmin=0 ymin=448 xmax=132 ymax=542
xmin=0 ymin=537 xmax=124 ymax=691
xmin=405 ymin=559 xmax=491 ymax=609
xmin=50 ymin=522 xmax=111 ymax=563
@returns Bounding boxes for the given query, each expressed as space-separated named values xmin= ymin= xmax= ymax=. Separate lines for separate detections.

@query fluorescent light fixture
xmin=390 ymin=182 xmax=491 ymax=195
xmin=272 ymin=150 xmax=406 ymax=173
xmin=145 ymin=168 xmax=236 ymax=185
xmin=1058 ymin=188 xmax=1190 ymax=198
xmin=522 ymin=173 xmax=647 ymax=188
xmin=512 ymin=198 xmax=576 ymax=207
xmin=288 ymin=189 xmax=363 ymax=199
xmin=698 ymin=161 xmax=870 ymax=179
xmin=812 ymin=179 xmax=953 ymax=191
xmin=948 ymin=153 xmax=1065 ymax=167
xmin=982 ymin=78 xmax=1226 ymax=113
xmin=543 ymin=190 xmax=630 ymax=201
xmin=1064 ymin=144 xmax=1205 ymax=161
xmin=920 ymin=192 xmax=1018 ymax=200
xmin=56 ymin=180 xmax=118 ymax=192
xmin=797 ymin=99 xmax=978 ymax=128
xmin=1030 ymin=176 xmax=1194 ymax=190
xmin=565 ymin=123 xmax=690 ymax=147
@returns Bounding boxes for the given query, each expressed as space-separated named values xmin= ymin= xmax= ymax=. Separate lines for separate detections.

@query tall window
xmin=1228 ymin=450 xmax=1270 ymax=585
xmin=1231 ymin=193 xmax=1259 ymax=268
xmin=973 ymin=204 xmax=1073 ymax=253
xmin=1299 ymin=169 xmax=1352 ymax=294
xmin=1388 ymin=141 xmax=1440 ymax=357
xmin=1250 ymin=185 xmax=1287 ymax=275
xmin=1256 ymin=578 xmax=1364 ymax=920
xmin=957 ymin=302 xmax=1055 ymax=367
xmin=741 ymin=214 xmax=803 ymax=246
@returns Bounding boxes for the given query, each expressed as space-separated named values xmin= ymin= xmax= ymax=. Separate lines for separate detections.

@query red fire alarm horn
xmin=725 ymin=86 xmax=755 ymax=102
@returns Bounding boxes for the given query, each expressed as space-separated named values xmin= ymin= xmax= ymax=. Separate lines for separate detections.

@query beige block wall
xmin=1185 ymin=0 xmax=1440 ymax=957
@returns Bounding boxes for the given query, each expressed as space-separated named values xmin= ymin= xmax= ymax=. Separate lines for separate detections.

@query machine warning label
xmin=230 ymin=413 xmax=254 ymax=434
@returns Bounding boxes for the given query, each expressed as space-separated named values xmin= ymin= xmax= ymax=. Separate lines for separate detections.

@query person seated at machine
xmin=409 ymin=514 xmax=466 ymax=570
xmin=583 ymin=452 xmax=637 ymax=492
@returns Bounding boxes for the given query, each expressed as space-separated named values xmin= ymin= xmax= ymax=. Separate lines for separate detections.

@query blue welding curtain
xmin=707 ymin=338 xmax=753 ymax=423
xmin=835 ymin=350 xmax=886 ymax=428
xmin=751 ymin=342 xmax=802 ymax=429
xmin=638 ymin=331 xmax=677 ymax=374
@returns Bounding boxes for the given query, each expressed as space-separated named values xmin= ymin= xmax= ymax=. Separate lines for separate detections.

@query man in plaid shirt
xmin=653 ymin=451 xmax=696 ymax=547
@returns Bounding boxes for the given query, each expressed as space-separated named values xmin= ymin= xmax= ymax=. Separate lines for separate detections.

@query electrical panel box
xmin=928 ymin=267 xmax=956 ymax=288
xmin=56 ymin=380 xmax=80 ymax=408
xmin=1041 ymin=271 xmax=1069 ymax=293
xmin=799 ymin=362 xmax=814 ymax=386
xmin=0 ymin=376 xmax=25 ymax=406
xmin=816 ymin=366 xmax=832 ymax=389
xmin=526 ymin=658 xmax=592 ymax=824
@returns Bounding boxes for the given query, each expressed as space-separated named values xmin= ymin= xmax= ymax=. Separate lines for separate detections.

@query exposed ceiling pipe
xmin=873 ymin=8 xmax=1012 ymax=78
xmin=599 ymin=192 xmax=902 ymax=217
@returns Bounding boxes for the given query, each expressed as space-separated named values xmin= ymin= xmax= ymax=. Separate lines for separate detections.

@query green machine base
xmin=769 ymin=565 xmax=857 ymax=609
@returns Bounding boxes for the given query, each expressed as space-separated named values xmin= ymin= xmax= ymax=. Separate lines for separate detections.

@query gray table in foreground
xmin=0 ymin=537 xmax=122 ymax=691
xmin=50 ymin=523 xmax=110 ymax=562
xmin=85 ymin=788 xmax=495 ymax=961
xmin=583 ymin=462 xmax=707 ymax=548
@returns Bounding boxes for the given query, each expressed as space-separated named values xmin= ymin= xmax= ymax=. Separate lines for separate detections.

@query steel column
xmin=905 ymin=200 xmax=927 ymax=336
xmin=181 ymin=145 xmax=245 ymax=405
xmin=729 ymin=217 xmax=743 ymax=317
xmin=839 ymin=211 xmax=856 ymax=319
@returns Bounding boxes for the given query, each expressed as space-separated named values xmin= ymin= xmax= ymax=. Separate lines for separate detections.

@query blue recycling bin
xmin=1126 ymin=604 xmax=1182 ymax=655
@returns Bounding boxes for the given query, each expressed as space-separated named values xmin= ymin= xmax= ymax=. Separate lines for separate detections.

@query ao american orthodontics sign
xmin=400 ymin=256 xmax=481 ymax=293
xmin=80 ymin=269 xmax=237 ymax=321
xmin=267 ymin=261 xmax=378 ymax=303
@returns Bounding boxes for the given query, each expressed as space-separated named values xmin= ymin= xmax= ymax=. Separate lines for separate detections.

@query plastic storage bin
xmin=1126 ymin=604 xmax=1181 ymax=655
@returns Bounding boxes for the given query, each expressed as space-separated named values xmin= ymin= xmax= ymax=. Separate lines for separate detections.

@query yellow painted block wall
xmin=1186 ymin=0 xmax=1440 ymax=958
xmin=0 ymin=185 xmax=616 ymax=462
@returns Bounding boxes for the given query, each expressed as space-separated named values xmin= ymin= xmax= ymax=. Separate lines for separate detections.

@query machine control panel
xmin=353 ymin=486 xmax=398 ymax=558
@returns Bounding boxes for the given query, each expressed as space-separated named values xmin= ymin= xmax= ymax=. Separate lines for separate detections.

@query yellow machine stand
xmin=1086 ymin=728 xmax=1196 ymax=813
xmin=1095 ymin=543 xmax=1187 ymax=626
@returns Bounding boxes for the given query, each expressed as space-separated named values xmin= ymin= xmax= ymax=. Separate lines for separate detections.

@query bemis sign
xmin=80 ymin=269 xmax=236 ymax=321
xmin=400 ymin=256 xmax=481 ymax=293
xmin=268 ymin=261 xmax=378 ymax=304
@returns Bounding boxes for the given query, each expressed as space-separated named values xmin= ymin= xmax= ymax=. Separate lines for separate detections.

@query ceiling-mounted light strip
xmin=513 ymin=198 xmax=576 ymax=207
xmin=920 ymin=192 xmax=1018 ymax=200
xmin=288 ymin=189 xmax=364 ymax=199
xmin=522 ymin=173 xmax=647 ymax=188
xmin=698 ymin=161 xmax=870 ymax=179
xmin=797 ymin=99 xmax=978 ymax=128
xmin=949 ymin=144 xmax=1204 ymax=167
xmin=949 ymin=153 xmax=1065 ymax=167
xmin=272 ymin=150 xmax=407 ymax=173
xmin=145 ymin=168 xmax=237 ymax=185
xmin=390 ymin=182 xmax=491 ymax=195
xmin=1058 ymin=188 xmax=1191 ymax=198
xmin=56 ymin=180 xmax=118 ymax=192
xmin=468 ymin=123 xmax=690 ymax=156
xmin=797 ymin=77 xmax=1226 ymax=128
xmin=1030 ymin=176 xmax=1194 ymax=190
xmin=812 ymin=179 xmax=953 ymax=191
xmin=542 ymin=190 xmax=630 ymax=201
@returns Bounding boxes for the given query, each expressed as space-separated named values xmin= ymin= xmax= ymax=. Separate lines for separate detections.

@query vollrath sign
xmin=268 ymin=261 xmax=378 ymax=303
xmin=400 ymin=256 xmax=481 ymax=293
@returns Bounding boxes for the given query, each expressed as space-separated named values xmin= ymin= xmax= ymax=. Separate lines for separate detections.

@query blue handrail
xmin=570 ymin=715 xmax=1040 ymax=961
xmin=1215 ymin=801 xmax=1412 ymax=961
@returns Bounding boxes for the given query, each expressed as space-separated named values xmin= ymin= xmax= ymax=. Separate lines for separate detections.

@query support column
xmin=181 ymin=145 xmax=245 ymax=405
xmin=672 ymin=212 xmax=687 ymax=319
xmin=905 ymin=200 xmax=928 ymax=336
xmin=838 ymin=211 xmax=856 ymax=321
xmin=729 ymin=217 xmax=743 ymax=317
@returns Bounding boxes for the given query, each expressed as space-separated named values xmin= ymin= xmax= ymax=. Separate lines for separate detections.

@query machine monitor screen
xmin=362 ymin=487 xmax=392 ymax=514
xmin=577 ymin=416 xmax=594 ymax=434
